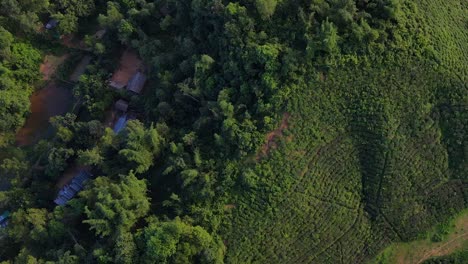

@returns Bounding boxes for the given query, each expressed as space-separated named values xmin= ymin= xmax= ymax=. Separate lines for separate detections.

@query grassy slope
xmin=371 ymin=210 xmax=468 ymax=264
xmin=222 ymin=1 xmax=467 ymax=263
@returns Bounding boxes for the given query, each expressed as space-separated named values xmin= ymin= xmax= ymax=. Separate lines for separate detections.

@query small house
xmin=94 ymin=29 xmax=107 ymax=40
xmin=0 ymin=211 xmax=10 ymax=228
xmin=126 ymin=72 xmax=147 ymax=94
xmin=115 ymin=99 xmax=129 ymax=113
xmin=54 ymin=170 xmax=91 ymax=206
xmin=45 ymin=19 xmax=58 ymax=30
xmin=113 ymin=114 xmax=128 ymax=133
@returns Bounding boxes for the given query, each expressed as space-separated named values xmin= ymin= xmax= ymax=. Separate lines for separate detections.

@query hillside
xmin=222 ymin=0 xmax=467 ymax=263
xmin=0 ymin=0 xmax=466 ymax=263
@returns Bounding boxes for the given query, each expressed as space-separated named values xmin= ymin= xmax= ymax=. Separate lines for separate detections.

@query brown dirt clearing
xmin=16 ymin=83 xmax=73 ymax=146
xmin=109 ymin=49 xmax=144 ymax=89
xmin=257 ymin=113 xmax=291 ymax=159
xmin=40 ymin=54 xmax=69 ymax=80
xmin=61 ymin=34 xmax=87 ymax=50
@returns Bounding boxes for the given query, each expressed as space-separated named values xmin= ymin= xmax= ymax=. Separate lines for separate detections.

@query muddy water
xmin=15 ymin=83 xmax=73 ymax=146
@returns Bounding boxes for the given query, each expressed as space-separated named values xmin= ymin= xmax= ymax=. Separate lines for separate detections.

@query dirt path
xmin=257 ymin=113 xmax=291 ymax=159
xmin=389 ymin=211 xmax=468 ymax=264
xmin=415 ymin=232 xmax=468 ymax=264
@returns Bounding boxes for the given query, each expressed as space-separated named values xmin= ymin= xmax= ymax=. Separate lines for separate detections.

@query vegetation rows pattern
xmin=223 ymin=61 xmax=467 ymax=263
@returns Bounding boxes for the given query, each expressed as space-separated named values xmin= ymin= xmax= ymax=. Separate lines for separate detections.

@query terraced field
xmin=417 ymin=0 xmax=468 ymax=79
xmin=221 ymin=0 xmax=468 ymax=261
xmin=222 ymin=57 xmax=467 ymax=263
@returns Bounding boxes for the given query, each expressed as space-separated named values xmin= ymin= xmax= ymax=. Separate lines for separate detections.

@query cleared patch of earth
xmin=109 ymin=49 xmax=144 ymax=89
xmin=15 ymin=83 xmax=73 ymax=146
xmin=257 ymin=113 xmax=291 ymax=159
xmin=40 ymin=54 xmax=69 ymax=80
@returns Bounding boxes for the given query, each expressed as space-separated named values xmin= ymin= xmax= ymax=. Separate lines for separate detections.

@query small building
xmin=126 ymin=72 xmax=147 ymax=94
xmin=54 ymin=170 xmax=91 ymax=206
xmin=0 ymin=211 xmax=10 ymax=228
xmin=113 ymin=114 xmax=128 ymax=133
xmin=115 ymin=99 xmax=129 ymax=113
xmin=45 ymin=19 xmax=58 ymax=30
xmin=109 ymin=80 xmax=126 ymax=90
xmin=94 ymin=29 xmax=107 ymax=40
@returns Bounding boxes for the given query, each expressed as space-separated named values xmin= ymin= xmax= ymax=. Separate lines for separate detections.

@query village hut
xmin=0 ymin=211 xmax=10 ymax=228
xmin=127 ymin=72 xmax=147 ymax=94
xmin=94 ymin=29 xmax=107 ymax=40
xmin=45 ymin=19 xmax=58 ymax=30
xmin=54 ymin=170 xmax=91 ymax=206
xmin=115 ymin=99 xmax=129 ymax=113
xmin=109 ymin=80 xmax=126 ymax=89
xmin=109 ymin=50 xmax=143 ymax=90
xmin=113 ymin=114 xmax=128 ymax=133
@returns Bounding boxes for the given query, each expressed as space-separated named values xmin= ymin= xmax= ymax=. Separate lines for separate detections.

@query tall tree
xmin=118 ymin=120 xmax=165 ymax=174
xmin=80 ymin=172 xmax=150 ymax=237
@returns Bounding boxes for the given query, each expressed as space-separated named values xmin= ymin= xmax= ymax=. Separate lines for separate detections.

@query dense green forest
xmin=0 ymin=0 xmax=466 ymax=263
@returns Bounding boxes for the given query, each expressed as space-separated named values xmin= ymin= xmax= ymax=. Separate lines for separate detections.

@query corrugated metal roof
xmin=113 ymin=114 xmax=128 ymax=133
xmin=54 ymin=170 xmax=92 ymax=206
xmin=46 ymin=19 xmax=58 ymax=29
xmin=126 ymin=72 xmax=147 ymax=94
xmin=115 ymin=99 xmax=129 ymax=112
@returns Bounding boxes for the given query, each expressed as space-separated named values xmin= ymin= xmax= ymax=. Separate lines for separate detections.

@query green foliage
xmin=76 ymin=147 xmax=103 ymax=166
xmin=0 ymin=26 xmax=13 ymax=53
xmin=255 ymin=0 xmax=278 ymax=20
xmin=97 ymin=2 xmax=124 ymax=28
xmin=0 ymin=0 xmax=466 ymax=263
xmin=52 ymin=0 xmax=96 ymax=34
xmin=138 ymin=217 xmax=216 ymax=264
xmin=73 ymin=68 xmax=114 ymax=119
xmin=8 ymin=208 xmax=66 ymax=245
xmin=45 ymin=147 xmax=75 ymax=177
xmin=52 ymin=13 xmax=78 ymax=35
xmin=118 ymin=120 xmax=165 ymax=174
xmin=0 ymin=0 xmax=47 ymax=33
xmin=114 ymin=231 xmax=137 ymax=264
xmin=422 ymin=248 xmax=468 ymax=264
xmin=80 ymin=172 xmax=150 ymax=237
xmin=0 ymin=34 xmax=40 ymax=145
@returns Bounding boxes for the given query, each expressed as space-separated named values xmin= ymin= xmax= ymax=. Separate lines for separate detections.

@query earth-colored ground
xmin=257 ymin=113 xmax=291 ymax=159
xmin=16 ymin=53 xmax=74 ymax=146
xmin=40 ymin=54 xmax=69 ymax=80
xmin=109 ymin=49 xmax=144 ymax=89
xmin=61 ymin=34 xmax=87 ymax=50
xmin=15 ymin=83 xmax=73 ymax=146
